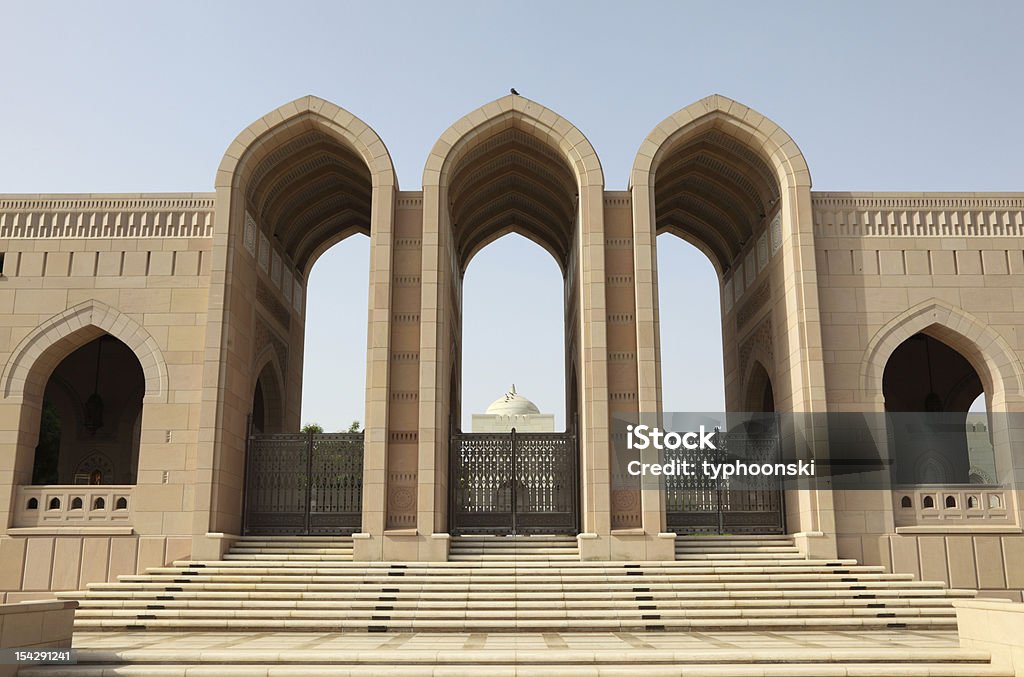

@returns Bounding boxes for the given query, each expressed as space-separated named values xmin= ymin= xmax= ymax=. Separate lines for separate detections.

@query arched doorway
xmin=31 ymin=335 xmax=144 ymax=486
xmin=882 ymin=332 xmax=993 ymax=485
xmin=636 ymin=97 xmax=807 ymax=535
xmin=212 ymin=98 xmax=395 ymax=536
xmin=431 ymin=109 xmax=589 ymax=536
xmin=250 ymin=359 xmax=284 ymax=435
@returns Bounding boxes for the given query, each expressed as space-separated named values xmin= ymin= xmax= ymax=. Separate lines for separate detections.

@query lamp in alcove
xmin=83 ymin=336 xmax=105 ymax=434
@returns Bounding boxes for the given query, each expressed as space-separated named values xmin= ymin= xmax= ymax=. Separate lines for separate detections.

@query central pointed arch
xmin=418 ymin=95 xmax=610 ymax=542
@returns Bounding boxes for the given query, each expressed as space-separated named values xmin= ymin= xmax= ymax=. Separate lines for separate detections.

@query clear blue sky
xmin=1 ymin=2 xmax=1020 ymax=429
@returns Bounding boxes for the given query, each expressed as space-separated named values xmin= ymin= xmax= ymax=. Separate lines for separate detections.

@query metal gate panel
xmin=512 ymin=432 xmax=577 ymax=534
xmin=308 ymin=433 xmax=364 ymax=534
xmin=450 ymin=429 xmax=577 ymax=535
xmin=243 ymin=432 xmax=364 ymax=536
xmin=665 ymin=429 xmax=785 ymax=534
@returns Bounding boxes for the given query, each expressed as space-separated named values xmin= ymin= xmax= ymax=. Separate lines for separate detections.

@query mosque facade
xmin=0 ymin=93 xmax=1023 ymax=604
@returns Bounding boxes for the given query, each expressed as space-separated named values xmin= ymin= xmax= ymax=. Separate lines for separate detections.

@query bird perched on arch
xmin=510 ymin=88 xmax=519 ymax=96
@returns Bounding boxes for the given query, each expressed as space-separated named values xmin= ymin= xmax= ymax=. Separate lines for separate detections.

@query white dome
xmin=485 ymin=386 xmax=540 ymax=416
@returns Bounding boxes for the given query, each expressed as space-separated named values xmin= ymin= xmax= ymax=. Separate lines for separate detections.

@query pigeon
xmin=510 ymin=88 xmax=519 ymax=96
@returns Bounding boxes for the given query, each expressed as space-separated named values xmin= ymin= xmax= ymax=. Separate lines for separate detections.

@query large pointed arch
xmin=217 ymin=95 xmax=397 ymax=193
xmin=629 ymin=94 xmax=823 ymax=417
xmin=215 ymin=95 xmax=397 ymax=276
xmin=424 ymin=94 xmax=603 ymax=192
xmin=861 ymin=299 xmax=1024 ymax=407
xmin=631 ymin=94 xmax=811 ymax=195
xmin=630 ymin=95 xmax=827 ymax=541
xmin=198 ymin=96 xmax=398 ymax=540
xmin=416 ymin=95 xmax=611 ymax=546
xmin=1 ymin=299 xmax=168 ymax=403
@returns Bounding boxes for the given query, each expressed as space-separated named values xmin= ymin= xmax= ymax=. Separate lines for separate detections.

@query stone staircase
xmin=59 ymin=533 xmax=975 ymax=633
xmin=32 ymin=533 xmax=1012 ymax=675
xmin=676 ymin=533 xmax=804 ymax=560
xmin=448 ymin=533 xmax=580 ymax=561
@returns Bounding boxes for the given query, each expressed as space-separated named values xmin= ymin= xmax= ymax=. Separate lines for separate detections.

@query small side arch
xmin=1 ymin=299 xmax=168 ymax=403
xmin=743 ymin=357 xmax=776 ymax=413
xmin=861 ymin=300 xmax=1024 ymax=407
xmin=250 ymin=346 xmax=286 ymax=434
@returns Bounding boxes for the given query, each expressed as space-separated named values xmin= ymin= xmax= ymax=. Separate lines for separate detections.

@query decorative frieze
xmin=0 ymin=195 xmax=215 ymax=239
xmin=812 ymin=193 xmax=1024 ymax=237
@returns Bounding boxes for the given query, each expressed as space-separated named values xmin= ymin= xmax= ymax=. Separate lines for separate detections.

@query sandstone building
xmin=1 ymin=93 xmax=1023 ymax=606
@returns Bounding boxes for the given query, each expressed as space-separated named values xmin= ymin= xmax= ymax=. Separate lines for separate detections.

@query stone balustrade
xmin=12 ymin=486 xmax=133 ymax=528
xmin=893 ymin=484 xmax=1012 ymax=528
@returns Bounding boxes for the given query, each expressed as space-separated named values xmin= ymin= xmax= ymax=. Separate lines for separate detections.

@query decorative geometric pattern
xmin=243 ymin=212 xmax=257 ymax=256
xmin=258 ymin=232 xmax=270 ymax=272
xmin=757 ymin=232 xmax=769 ymax=271
xmin=770 ymin=213 xmax=783 ymax=255
xmin=244 ymin=432 xmax=364 ymax=535
xmin=736 ymin=281 xmax=771 ymax=330
xmin=255 ymin=280 xmax=291 ymax=329
xmin=450 ymin=429 xmax=577 ymax=535
xmin=739 ymin=317 xmax=774 ymax=379
xmin=292 ymin=280 xmax=303 ymax=313
xmin=271 ymin=250 xmax=282 ymax=288
xmin=281 ymin=268 xmax=292 ymax=304
xmin=0 ymin=196 xmax=215 ymax=239
xmin=665 ymin=428 xmax=784 ymax=534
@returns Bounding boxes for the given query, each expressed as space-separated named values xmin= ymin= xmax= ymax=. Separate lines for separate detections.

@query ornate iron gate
xmin=243 ymin=431 xmax=363 ymax=535
xmin=450 ymin=428 xmax=578 ymax=535
xmin=665 ymin=428 xmax=785 ymax=534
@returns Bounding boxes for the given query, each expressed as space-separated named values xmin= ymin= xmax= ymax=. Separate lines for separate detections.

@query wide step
xmin=17 ymin=645 xmax=1012 ymax=676
xmin=58 ymin=534 xmax=975 ymax=637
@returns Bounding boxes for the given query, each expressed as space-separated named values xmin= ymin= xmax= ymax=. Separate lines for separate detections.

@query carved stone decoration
xmin=258 ymin=232 xmax=270 ymax=272
xmin=292 ymin=280 xmax=303 ymax=313
xmin=386 ymin=471 xmax=418 ymax=528
xmin=770 ymin=213 xmax=783 ymax=255
xmin=610 ymin=488 xmax=641 ymax=528
xmin=243 ymin=212 xmax=257 ymax=256
xmin=739 ymin=317 xmax=773 ymax=379
xmin=282 ymin=268 xmax=292 ymax=304
xmin=253 ymin=315 xmax=288 ymax=376
xmin=74 ymin=452 xmax=116 ymax=484
xmin=736 ymin=281 xmax=771 ymax=329
xmin=757 ymin=232 xmax=769 ymax=271
xmin=723 ymin=279 xmax=734 ymax=313
xmin=256 ymin=280 xmax=291 ymax=329
xmin=745 ymin=250 xmax=756 ymax=287
xmin=271 ymin=250 xmax=282 ymax=288
xmin=0 ymin=196 xmax=215 ymax=239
